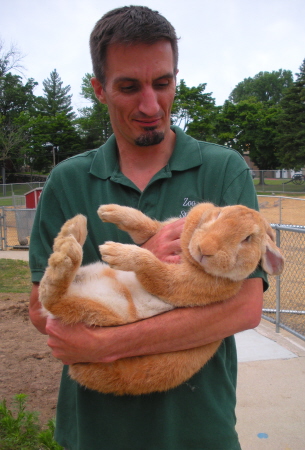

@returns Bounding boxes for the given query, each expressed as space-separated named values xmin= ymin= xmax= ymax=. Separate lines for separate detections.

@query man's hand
xmin=141 ymin=217 xmax=185 ymax=263
xmin=45 ymin=317 xmax=106 ymax=365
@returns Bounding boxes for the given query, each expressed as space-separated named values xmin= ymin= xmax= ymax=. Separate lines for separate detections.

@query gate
xmin=0 ymin=207 xmax=36 ymax=250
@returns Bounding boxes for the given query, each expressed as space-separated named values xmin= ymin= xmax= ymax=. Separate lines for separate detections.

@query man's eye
xmin=121 ymin=85 xmax=137 ymax=92
xmin=155 ymin=80 xmax=170 ymax=89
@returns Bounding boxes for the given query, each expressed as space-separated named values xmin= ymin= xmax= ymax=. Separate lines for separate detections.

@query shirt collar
xmin=89 ymin=134 xmax=119 ymax=180
xmin=89 ymin=125 xmax=203 ymax=180
xmin=168 ymin=126 xmax=203 ymax=171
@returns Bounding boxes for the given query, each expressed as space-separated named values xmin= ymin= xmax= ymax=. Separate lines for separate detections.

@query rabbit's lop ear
xmin=260 ymin=224 xmax=284 ymax=275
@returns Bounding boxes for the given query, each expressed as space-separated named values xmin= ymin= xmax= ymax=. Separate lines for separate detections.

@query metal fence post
xmin=275 ymin=227 xmax=281 ymax=333
xmin=3 ymin=208 xmax=7 ymax=251
xmin=0 ymin=207 xmax=3 ymax=250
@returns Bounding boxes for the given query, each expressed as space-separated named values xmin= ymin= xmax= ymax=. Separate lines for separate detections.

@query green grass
xmin=0 ymin=394 xmax=63 ymax=450
xmin=0 ymin=259 xmax=31 ymax=293
xmin=0 ymin=198 xmax=14 ymax=207
xmin=253 ymin=179 xmax=305 ymax=195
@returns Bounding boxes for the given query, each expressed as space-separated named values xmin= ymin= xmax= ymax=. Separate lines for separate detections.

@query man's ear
xmin=91 ymin=77 xmax=107 ymax=104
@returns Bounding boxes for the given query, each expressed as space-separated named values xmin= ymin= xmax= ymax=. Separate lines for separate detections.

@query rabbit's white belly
xmin=69 ymin=262 xmax=174 ymax=322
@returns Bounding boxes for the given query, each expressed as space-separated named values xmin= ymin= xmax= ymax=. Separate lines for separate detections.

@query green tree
xmin=36 ymin=69 xmax=75 ymax=119
xmin=216 ymin=99 xmax=281 ymax=172
xmin=18 ymin=112 xmax=83 ymax=173
xmin=229 ymin=69 xmax=293 ymax=104
xmin=0 ymin=73 xmax=37 ymax=120
xmin=171 ymin=79 xmax=218 ymax=141
xmin=24 ymin=69 xmax=85 ymax=172
xmin=0 ymin=73 xmax=37 ymax=180
xmin=276 ymin=59 xmax=305 ymax=169
xmin=77 ymin=73 xmax=112 ymax=149
xmin=0 ymin=39 xmax=33 ymax=179
xmin=0 ymin=118 xmax=28 ymax=184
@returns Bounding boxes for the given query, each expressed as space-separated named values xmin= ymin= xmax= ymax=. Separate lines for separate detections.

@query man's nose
xmin=138 ymin=87 xmax=160 ymax=116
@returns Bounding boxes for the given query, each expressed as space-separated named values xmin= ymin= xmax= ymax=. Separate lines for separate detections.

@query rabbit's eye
xmin=243 ymin=235 xmax=252 ymax=243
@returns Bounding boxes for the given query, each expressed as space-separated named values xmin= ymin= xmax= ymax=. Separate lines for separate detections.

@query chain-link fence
xmin=0 ymin=182 xmax=45 ymax=249
xmin=259 ymin=198 xmax=305 ymax=341
xmin=0 ymin=207 xmax=36 ymax=249
xmin=0 ymin=182 xmax=45 ymax=206
xmin=263 ymin=225 xmax=305 ymax=340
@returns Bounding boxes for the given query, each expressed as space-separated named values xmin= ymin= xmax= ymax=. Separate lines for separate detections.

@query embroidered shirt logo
xmin=179 ymin=198 xmax=200 ymax=218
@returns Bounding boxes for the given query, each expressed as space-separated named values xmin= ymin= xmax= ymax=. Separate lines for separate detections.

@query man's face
xmin=92 ymin=40 xmax=177 ymax=148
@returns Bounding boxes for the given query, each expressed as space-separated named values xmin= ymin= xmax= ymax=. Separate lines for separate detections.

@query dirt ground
xmin=0 ymin=196 xmax=304 ymax=425
xmin=257 ymin=195 xmax=305 ymax=226
xmin=0 ymin=292 xmax=62 ymax=424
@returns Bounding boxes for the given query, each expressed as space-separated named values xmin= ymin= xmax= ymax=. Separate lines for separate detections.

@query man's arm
xmin=29 ymin=282 xmax=47 ymax=335
xmin=38 ymin=277 xmax=262 ymax=365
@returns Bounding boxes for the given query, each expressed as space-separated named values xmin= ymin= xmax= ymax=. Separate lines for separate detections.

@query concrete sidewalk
xmin=0 ymin=250 xmax=29 ymax=261
xmin=1 ymin=250 xmax=305 ymax=448
xmin=236 ymin=321 xmax=305 ymax=449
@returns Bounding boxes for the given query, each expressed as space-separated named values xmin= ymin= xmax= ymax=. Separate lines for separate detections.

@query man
xmin=29 ymin=6 xmax=266 ymax=449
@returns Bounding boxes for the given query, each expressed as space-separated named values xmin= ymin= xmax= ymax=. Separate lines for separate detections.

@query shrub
xmin=0 ymin=394 xmax=62 ymax=449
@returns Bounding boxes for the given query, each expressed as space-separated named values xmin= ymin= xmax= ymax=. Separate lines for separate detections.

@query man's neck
xmin=118 ymin=129 xmax=176 ymax=191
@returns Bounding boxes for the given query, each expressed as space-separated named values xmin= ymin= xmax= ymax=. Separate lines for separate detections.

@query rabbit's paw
xmin=99 ymin=241 xmax=142 ymax=271
xmin=49 ymin=236 xmax=83 ymax=280
xmin=98 ymin=204 xmax=149 ymax=231
xmin=98 ymin=204 xmax=130 ymax=226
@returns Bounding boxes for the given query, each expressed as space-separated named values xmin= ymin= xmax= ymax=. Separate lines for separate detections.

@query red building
xmin=24 ymin=187 xmax=43 ymax=209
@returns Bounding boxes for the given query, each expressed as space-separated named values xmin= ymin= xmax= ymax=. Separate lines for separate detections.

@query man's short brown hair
xmin=90 ymin=6 xmax=179 ymax=86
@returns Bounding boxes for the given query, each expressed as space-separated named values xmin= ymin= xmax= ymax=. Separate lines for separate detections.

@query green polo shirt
xmin=30 ymin=126 xmax=266 ymax=450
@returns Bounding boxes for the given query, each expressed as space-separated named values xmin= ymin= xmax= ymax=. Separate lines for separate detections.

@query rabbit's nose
xmin=199 ymin=250 xmax=214 ymax=257
xmin=198 ymin=241 xmax=218 ymax=257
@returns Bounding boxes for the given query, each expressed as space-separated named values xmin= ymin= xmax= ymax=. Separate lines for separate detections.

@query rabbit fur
xmin=39 ymin=202 xmax=284 ymax=395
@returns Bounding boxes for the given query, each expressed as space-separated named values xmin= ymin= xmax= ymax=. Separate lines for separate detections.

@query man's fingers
xmin=142 ymin=218 xmax=185 ymax=261
xmin=163 ymin=254 xmax=181 ymax=264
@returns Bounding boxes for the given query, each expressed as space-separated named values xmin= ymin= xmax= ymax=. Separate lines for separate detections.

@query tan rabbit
xmin=39 ymin=202 xmax=284 ymax=395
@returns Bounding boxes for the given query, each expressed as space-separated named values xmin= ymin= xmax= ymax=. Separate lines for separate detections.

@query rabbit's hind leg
xmin=53 ymin=214 xmax=87 ymax=251
xmin=39 ymin=216 xmax=86 ymax=310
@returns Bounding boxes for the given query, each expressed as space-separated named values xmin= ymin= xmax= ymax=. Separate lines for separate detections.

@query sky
xmin=1 ymin=0 xmax=305 ymax=111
